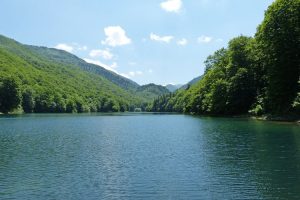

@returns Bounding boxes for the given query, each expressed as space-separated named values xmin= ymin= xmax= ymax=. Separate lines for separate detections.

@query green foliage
xmin=27 ymin=46 xmax=140 ymax=91
xmin=149 ymin=0 xmax=300 ymax=117
xmin=292 ymin=81 xmax=300 ymax=113
xmin=0 ymin=35 xmax=157 ymax=113
xmin=136 ymin=83 xmax=170 ymax=100
xmin=226 ymin=67 xmax=255 ymax=114
xmin=22 ymin=87 xmax=35 ymax=113
xmin=249 ymin=95 xmax=265 ymax=116
xmin=204 ymin=48 xmax=228 ymax=73
xmin=0 ymin=76 xmax=21 ymax=113
xmin=256 ymin=0 xmax=300 ymax=114
xmin=151 ymin=36 xmax=257 ymax=115
xmin=209 ymin=79 xmax=228 ymax=114
xmin=293 ymin=94 xmax=300 ymax=113
xmin=180 ymin=76 xmax=203 ymax=90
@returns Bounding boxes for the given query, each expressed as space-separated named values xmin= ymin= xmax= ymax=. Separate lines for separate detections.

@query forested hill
xmin=149 ymin=0 xmax=300 ymax=118
xmin=0 ymin=35 xmax=139 ymax=91
xmin=180 ymin=75 xmax=202 ymax=90
xmin=0 ymin=35 xmax=169 ymax=113
xmin=29 ymin=46 xmax=140 ymax=91
xmin=165 ymin=84 xmax=183 ymax=92
xmin=136 ymin=84 xmax=170 ymax=99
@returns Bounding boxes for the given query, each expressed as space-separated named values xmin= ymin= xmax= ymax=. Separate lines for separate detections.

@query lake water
xmin=0 ymin=113 xmax=300 ymax=199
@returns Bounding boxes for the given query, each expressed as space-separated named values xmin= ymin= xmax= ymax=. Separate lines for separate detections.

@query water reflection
xmin=0 ymin=114 xmax=299 ymax=199
xmin=198 ymin=117 xmax=300 ymax=199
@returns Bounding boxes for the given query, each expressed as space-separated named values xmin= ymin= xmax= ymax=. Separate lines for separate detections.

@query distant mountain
xmin=136 ymin=83 xmax=170 ymax=99
xmin=0 ymin=34 xmax=163 ymax=113
xmin=165 ymin=84 xmax=183 ymax=92
xmin=180 ymin=75 xmax=203 ymax=89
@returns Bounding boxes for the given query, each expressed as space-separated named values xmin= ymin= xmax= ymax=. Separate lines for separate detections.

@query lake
xmin=0 ymin=113 xmax=300 ymax=199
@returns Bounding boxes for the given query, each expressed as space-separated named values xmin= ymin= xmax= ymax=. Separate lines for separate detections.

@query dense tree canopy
xmin=148 ymin=36 xmax=258 ymax=115
xmin=149 ymin=0 xmax=300 ymax=117
xmin=0 ymin=76 xmax=21 ymax=113
xmin=256 ymin=0 xmax=300 ymax=114
xmin=0 ymin=35 xmax=169 ymax=114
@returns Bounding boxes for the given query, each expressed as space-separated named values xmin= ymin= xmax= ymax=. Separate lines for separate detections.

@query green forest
xmin=149 ymin=0 xmax=300 ymax=118
xmin=0 ymin=35 xmax=169 ymax=114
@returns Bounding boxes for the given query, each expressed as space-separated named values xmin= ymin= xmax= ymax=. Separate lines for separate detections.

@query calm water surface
xmin=0 ymin=113 xmax=300 ymax=199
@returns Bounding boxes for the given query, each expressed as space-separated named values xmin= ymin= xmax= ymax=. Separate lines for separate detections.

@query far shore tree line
xmin=0 ymin=76 xmax=146 ymax=114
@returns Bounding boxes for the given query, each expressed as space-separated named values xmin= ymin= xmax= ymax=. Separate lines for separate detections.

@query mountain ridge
xmin=0 ymin=34 xmax=169 ymax=113
xmin=0 ymin=35 xmax=140 ymax=90
xmin=165 ymin=84 xmax=183 ymax=92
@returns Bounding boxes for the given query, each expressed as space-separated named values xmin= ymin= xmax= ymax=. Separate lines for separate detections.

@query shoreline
xmin=251 ymin=115 xmax=300 ymax=124
xmin=189 ymin=113 xmax=300 ymax=124
xmin=1 ymin=111 xmax=300 ymax=124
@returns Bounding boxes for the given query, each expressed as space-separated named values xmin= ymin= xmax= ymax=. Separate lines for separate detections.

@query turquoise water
xmin=0 ymin=113 xmax=300 ymax=199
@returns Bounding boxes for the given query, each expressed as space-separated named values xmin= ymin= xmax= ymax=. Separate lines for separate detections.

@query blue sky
xmin=0 ymin=0 xmax=274 ymax=85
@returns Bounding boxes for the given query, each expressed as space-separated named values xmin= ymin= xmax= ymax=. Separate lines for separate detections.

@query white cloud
xmin=216 ymin=38 xmax=224 ymax=42
xmin=177 ymin=38 xmax=188 ymax=46
xmin=83 ymin=58 xmax=118 ymax=73
xmin=129 ymin=71 xmax=136 ymax=76
xmin=54 ymin=43 xmax=88 ymax=53
xmin=76 ymin=45 xmax=88 ymax=51
xmin=89 ymin=49 xmax=113 ymax=60
xmin=54 ymin=43 xmax=74 ymax=53
xmin=163 ymin=83 xmax=174 ymax=86
xmin=160 ymin=0 xmax=182 ymax=13
xmin=72 ymin=43 xmax=88 ymax=51
xmin=148 ymin=69 xmax=153 ymax=73
xmin=150 ymin=33 xmax=174 ymax=43
xmin=120 ymin=73 xmax=131 ymax=79
xmin=101 ymin=26 xmax=131 ymax=47
xmin=197 ymin=35 xmax=213 ymax=43
xmin=84 ymin=58 xmax=143 ymax=80
xmin=110 ymin=62 xmax=118 ymax=69
xmin=122 ymin=71 xmax=143 ymax=78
